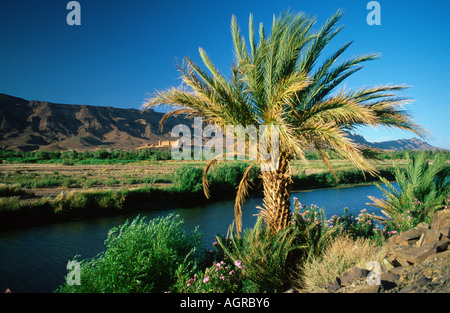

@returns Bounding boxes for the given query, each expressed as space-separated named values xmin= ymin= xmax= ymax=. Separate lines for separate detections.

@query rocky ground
xmin=322 ymin=209 xmax=450 ymax=293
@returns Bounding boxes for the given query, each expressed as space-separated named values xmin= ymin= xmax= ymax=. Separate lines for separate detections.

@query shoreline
xmin=0 ymin=177 xmax=392 ymax=232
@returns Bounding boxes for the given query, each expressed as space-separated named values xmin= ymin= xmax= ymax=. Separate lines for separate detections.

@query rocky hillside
xmin=0 ymin=93 xmax=441 ymax=152
xmin=346 ymin=132 xmax=437 ymax=151
xmin=0 ymin=94 xmax=191 ymax=151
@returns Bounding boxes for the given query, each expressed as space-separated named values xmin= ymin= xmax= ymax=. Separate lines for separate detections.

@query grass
xmin=1 ymin=150 xmax=447 ymax=231
xmin=0 ymin=159 xmax=403 ymax=230
xmin=298 ymin=234 xmax=387 ymax=292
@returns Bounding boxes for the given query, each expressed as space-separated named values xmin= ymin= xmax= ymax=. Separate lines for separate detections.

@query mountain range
xmin=0 ymin=93 xmax=441 ymax=152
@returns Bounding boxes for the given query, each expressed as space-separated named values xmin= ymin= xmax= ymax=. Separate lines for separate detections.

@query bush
xmin=53 ymin=190 xmax=124 ymax=214
xmin=173 ymin=259 xmax=247 ymax=293
xmin=57 ymin=214 xmax=205 ymax=293
xmin=172 ymin=166 xmax=203 ymax=193
xmin=368 ymin=152 xmax=450 ymax=232
xmin=290 ymin=199 xmax=341 ymax=264
xmin=216 ymin=218 xmax=301 ymax=292
xmin=0 ymin=184 xmax=34 ymax=198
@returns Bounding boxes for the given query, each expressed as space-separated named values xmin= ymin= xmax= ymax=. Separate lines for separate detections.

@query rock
xmin=391 ymin=244 xmax=433 ymax=265
xmin=350 ymin=284 xmax=380 ymax=293
xmin=438 ymin=226 xmax=450 ymax=238
xmin=396 ymin=228 xmax=423 ymax=246
xmin=436 ymin=238 xmax=450 ymax=252
xmin=327 ymin=210 xmax=450 ymax=293
xmin=416 ymin=222 xmax=430 ymax=231
xmin=416 ymin=229 xmax=440 ymax=246
xmin=382 ymin=258 xmax=395 ymax=271
xmin=380 ymin=272 xmax=400 ymax=290
xmin=399 ymin=285 xmax=415 ymax=293
xmin=340 ymin=266 xmax=370 ymax=285
xmin=431 ymin=209 xmax=450 ymax=230
xmin=325 ymin=277 xmax=341 ymax=292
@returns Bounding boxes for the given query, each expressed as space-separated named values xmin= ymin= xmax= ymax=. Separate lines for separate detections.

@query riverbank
xmin=0 ymin=162 xmax=399 ymax=231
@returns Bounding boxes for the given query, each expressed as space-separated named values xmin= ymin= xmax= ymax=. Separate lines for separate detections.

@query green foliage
xmin=1 ymin=149 xmax=448 ymax=165
xmin=56 ymin=214 xmax=204 ymax=293
xmin=216 ymin=218 xmax=302 ymax=292
xmin=172 ymin=162 xmax=260 ymax=195
xmin=0 ymin=183 xmax=34 ymax=198
xmin=53 ymin=190 xmax=124 ymax=214
xmin=172 ymin=166 xmax=204 ymax=193
xmin=291 ymin=199 xmax=341 ymax=263
xmin=0 ymin=148 xmax=172 ymax=164
xmin=368 ymin=152 xmax=450 ymax=231
xmin=208 ymin=162 xmax=260 ymax=193
xmin=292 ymin=167 xmax=396 ymax=189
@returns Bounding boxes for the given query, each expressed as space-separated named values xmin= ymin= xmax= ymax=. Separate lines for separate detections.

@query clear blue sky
xmin=0 ymin=0 xmax=449 ymax=149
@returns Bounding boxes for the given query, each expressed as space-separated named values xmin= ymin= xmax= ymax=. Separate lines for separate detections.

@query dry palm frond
xmin=202 ymin=157 xmax=220 ymax=199
xmin=234 ymin=162 xmax=257 ymax=237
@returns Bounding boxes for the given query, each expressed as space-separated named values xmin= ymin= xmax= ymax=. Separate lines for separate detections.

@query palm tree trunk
xmin=259 ymin=152 xmax=293 ymax=233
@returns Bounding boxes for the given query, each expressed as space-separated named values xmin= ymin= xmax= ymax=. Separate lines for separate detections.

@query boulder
xmin=380 ymin=271 xmax=400 ymax=290
xmin=382 ymin=258 xmax=395 ymax=271
xmin=431 ymin=209 xmax=450 ymax=230
xmin=415 ymin=222 xmax=430 ymax=231
xmin=350 ymin=284 xmax=380 ymax=293
xmin=416 ymin=229 xmax=441 ymax=246
xmin=340 ymin=266 xmax=370 ymax=285
xmin=390 ymin=240 xmax=449 ymax=265
xmin=395 ymin=228 xmax=423 ymax=246
xmin=438 ymin=226 xmax=450 ymax=239
xmin=325 ymin=277 xmax=341 ymax=292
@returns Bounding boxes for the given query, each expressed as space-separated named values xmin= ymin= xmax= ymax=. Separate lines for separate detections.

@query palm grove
xmin=144 ymin=10 xmax=426 ymax=236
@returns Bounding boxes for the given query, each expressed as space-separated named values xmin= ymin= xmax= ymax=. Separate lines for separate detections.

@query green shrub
xmin=209 ymin=162 xmax=260 ymax=191
xmin=56 ymin=214 xmax=205 ymax=293
xmin=173 ymin=166 xmax=203 ymax=193
xmin=217 ymin=218 xmax=301 ymax=292
xmin=368 ymin=152 xmax=450 ymax=232
xmin=0 ymin=184 xmax=34 ymax=198
xmin=291 ymin=199 xmax=341 ymax=264
xmin=0 ymin=196 xmax=22 ymax=212
xmin=174 ymin=259 xmax=248 ymax=293
xmin=53 ymin=190 xmax=123 ymax=214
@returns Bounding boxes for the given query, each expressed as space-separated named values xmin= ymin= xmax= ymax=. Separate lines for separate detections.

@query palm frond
xmin=234 ymin=162 xmax=257 ymax=237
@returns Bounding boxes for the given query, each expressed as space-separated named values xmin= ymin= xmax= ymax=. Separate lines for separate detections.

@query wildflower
xmin=203 ymin=276 xmax=210 ymax=284
xmin=229 ymin=270 xmax=235 ymax=276
xmin=234 ymin=260 xmax=245 ymax=269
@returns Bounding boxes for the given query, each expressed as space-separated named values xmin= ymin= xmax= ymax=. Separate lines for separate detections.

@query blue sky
xmin=0 ymin=0 xmax=449 ymax=149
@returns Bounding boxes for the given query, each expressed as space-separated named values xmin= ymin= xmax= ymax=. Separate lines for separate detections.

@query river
xmin=0 ymin=183 xmax=390 ymax=293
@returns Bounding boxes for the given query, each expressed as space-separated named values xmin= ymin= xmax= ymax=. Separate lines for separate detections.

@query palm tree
xmin=367 ymin=152 xmax=449 ymax=231
xmin=143 ymin=10 xmax=425 ymax=235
